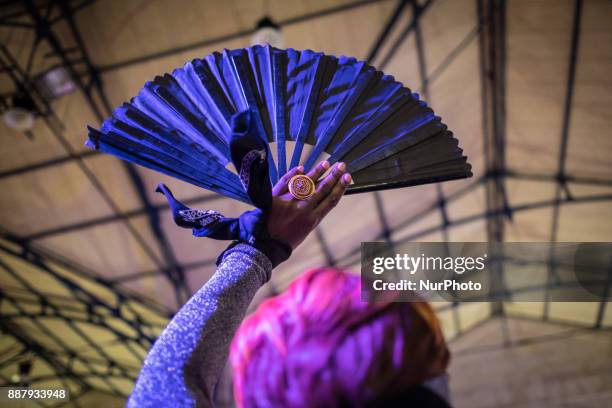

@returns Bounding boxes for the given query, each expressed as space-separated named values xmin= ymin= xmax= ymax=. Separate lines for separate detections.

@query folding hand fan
xmin=86 ymin=45 xmax=471 ymax=264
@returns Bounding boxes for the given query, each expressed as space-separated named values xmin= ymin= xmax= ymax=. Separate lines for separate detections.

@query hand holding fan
xmin=86 ymin=45 xmax=471 ymax=265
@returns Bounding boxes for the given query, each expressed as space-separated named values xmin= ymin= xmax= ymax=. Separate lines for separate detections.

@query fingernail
xmin=297 ymin=165 xmax=304 ymax=172
xmin=338 ymin=162 xmax=346 ymax=172
xmin=321 ymin=160 xmax=330 ymax=170
xmin=343 ymin=173 xmax=352 ymax=184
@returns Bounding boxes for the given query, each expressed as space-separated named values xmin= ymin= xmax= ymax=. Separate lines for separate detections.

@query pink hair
xmin=230 ymin=268 xmax=449 ymax=408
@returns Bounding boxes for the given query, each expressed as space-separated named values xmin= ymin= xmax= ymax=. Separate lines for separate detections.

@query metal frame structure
xmin=0 ymin=0 xmax=610 ymax=402
xmin=0 ymin=229 xmax=169 ymax=404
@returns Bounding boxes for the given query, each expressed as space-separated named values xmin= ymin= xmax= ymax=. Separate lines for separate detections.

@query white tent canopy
xmin=0 ymin=0 xmax=610 ymax=404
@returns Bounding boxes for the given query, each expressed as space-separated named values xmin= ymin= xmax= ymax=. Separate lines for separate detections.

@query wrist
xmin=216 ymin=236 xmax=292 ymax=270
xmin=249 ymin=236 xmax=292 ymax=268
xmin=215 ymin=209 xmax=293 ymax=268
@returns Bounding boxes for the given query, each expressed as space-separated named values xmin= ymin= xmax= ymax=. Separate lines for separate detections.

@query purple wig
xmin=230 ymin=268 xmax=450 ymax=407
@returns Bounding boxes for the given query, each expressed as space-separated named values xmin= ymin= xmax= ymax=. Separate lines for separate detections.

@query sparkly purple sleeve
xmin=127 ymin=244 xmax=272 ymax=407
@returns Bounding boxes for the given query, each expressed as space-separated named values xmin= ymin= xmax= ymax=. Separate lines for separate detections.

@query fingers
xmin=314 ymin=173 xmax=351 ymax=217
xmin=273 ymin=166 xmax=304 ymax=196
xmin=306 ymin=160 xmax=331 ymax=182
xmin=309 ymin=162 xmax=346 ymax=208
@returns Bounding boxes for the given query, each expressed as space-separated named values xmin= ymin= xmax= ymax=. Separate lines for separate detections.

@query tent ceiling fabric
xmin=0 ymin=0 xmax=611 ymax=404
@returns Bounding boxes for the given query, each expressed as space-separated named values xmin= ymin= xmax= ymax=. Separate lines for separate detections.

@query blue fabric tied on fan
xmin=155 ymin=109 xmax=291 ymax=267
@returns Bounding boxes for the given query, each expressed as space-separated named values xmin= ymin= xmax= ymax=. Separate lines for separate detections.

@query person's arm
xmin=127 ymin=243 xmax=272 ymax=408
xmin=128 ymin=162 xmax=351 ymax=407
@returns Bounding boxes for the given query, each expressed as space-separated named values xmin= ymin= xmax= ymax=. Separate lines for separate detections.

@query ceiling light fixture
xmin=2 ymin=92 xmax=36 ymax=132
xmin=35 ymin=65 xmax=76 ymax=100
xmin=250 ymin=16 xmax=283 ymax=48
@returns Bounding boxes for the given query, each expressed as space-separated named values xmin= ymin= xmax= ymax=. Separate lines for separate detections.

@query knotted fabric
xmin=157 ymin=110 xmax=291 ymax=267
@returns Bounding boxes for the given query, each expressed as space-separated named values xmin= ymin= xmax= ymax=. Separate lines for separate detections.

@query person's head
xmin=230 ymin=268 xmax=450 ymax=407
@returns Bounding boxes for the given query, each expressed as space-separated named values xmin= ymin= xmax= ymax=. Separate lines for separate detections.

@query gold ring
xmin=288 ymin=174 xmax=315 ymax=200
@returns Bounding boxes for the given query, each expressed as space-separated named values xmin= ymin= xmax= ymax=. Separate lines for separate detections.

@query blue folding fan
xmin=86 ymin=45 xmax=472 ymax=205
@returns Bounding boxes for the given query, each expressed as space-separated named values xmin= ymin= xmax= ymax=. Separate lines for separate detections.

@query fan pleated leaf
xmin=87 ymin=45 xmax=472 ymax=205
